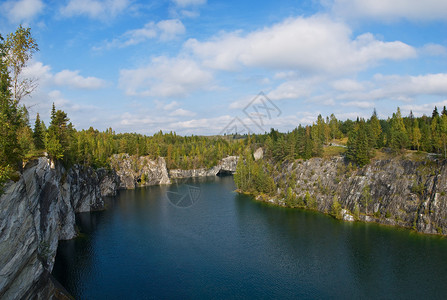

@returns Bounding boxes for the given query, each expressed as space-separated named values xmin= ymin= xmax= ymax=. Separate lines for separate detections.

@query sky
xmin=1 ymin=0 xmax=447 ymax=135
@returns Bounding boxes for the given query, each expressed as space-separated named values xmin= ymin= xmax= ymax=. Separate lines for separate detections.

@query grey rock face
xmin=169 ymin=156 xmax=238 ymax=178
xmin=1 ymin=153 xmax=237 ymax=299
xmin=271 ymin=156 xmax=447 ymax=235
xmin=110 ymin=154 xmax=171 ymax=188
xmin=253 ymin=148 xmax=263 ymax=161
xmin=0 ymin=157 xmax=119 ymax=299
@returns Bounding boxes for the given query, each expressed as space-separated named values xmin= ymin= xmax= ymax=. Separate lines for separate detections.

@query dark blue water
xmin=53 ymin=176 xmax=447 ymax=299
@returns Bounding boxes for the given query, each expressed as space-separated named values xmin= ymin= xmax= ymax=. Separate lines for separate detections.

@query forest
xmin=2 ymin=26 xmax=447 ymax=196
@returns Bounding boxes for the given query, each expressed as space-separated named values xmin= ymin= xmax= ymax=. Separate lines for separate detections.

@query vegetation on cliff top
xmin=2 ymin=25 xmax=447 ymax=195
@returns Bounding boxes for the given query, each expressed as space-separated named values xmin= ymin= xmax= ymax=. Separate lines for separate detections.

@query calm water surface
xmin=53 ymin=176 xmax=447 ymax=299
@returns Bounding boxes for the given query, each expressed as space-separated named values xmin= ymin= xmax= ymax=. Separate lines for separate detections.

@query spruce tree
xmin=33 ymin=113 xmax=44 ymax=150
xmin=432 ymin=106 xmax=439 ymax=119
xmin=390 ymin=107 xmax=408 ymax=151
xmin=369 ymin=109 xmax=382 ymax=148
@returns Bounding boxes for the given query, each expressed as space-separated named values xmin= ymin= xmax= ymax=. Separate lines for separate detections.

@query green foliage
xmin=411 ymin=181 xmax=425 ymax=196
xmin=346 ymin=119 xmax=373 ymax=167
xmin=234 ymin=148 xmax=275 ymax=196
xmin=0 ymin=164 xmax=12 ymax=195
xmin=33 ymin=113 xmax=45 ymax=150
xmin=389 ymin=107 xmax=409 ymax=151
xmin=305 ymin=191 xmax=317 ymax=209
xmin=331 ymin=196 xmax=342 ymax=219
xmin=5 ymin=25 xmax=39 ymax=103
xmin=354 ymin=203 xmax=360 ymax=221
xmin=362 ymin=185 xmax=372 ymax=215
xmin=141 ymin=173 xmax=148 ymax=184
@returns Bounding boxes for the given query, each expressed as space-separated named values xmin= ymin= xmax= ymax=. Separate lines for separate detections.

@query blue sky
xmin=1 ymin=0 xmax=447 ymax=135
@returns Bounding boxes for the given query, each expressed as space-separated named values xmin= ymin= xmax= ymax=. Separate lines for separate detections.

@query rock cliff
xmin=110 ymin=154 xmax=171 ymax=189
xmin=265 ymin=155 xmax=447 ymax=235
xmin=169 ymin=156 xmax=238 ymax=178
xmin=0 ymin=153 xmax=235 ymax=299
xmin=0 ymin=157 xmax=117 ymax=300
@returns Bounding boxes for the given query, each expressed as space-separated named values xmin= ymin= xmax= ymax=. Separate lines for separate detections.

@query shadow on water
xmin=53 ymin=177 xmax=447 ymax=299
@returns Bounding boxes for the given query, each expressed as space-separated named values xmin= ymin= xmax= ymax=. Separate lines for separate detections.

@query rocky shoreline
xmin=0 ymin=154 xmax=238 ymax=299
xmin=254 ymin=155 xmax=447 ymax=236
xmin=2 ymin=153 xmax=447 ymax=299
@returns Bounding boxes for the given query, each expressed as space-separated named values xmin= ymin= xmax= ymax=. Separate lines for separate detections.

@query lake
xmin=53 ymin=176 xmax=447 ymax=299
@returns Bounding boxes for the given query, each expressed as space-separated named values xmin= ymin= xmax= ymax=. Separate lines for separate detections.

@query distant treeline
xmin=254 ymin=106 xmax=447 ymax=167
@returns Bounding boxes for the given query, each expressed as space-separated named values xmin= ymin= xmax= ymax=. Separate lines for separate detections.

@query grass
xmin=323 ymin=146 xmax=347 ymax=157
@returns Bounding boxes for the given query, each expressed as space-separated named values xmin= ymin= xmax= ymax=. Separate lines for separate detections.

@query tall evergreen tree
xmin=442 ymin=106 xmax=447 ymax=117
xmin=33 ymin=113 xmax=44 ymax=150
xmin=389 ymin=107 xmax=408 ymax=151
xmin=432 ymin=106 xmax=439 ymax=119
xmin=369 ymin=109 xmax=382 ymax=148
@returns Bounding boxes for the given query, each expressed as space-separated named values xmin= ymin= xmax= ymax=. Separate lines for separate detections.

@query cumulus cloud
xmin=1 ymin=0 xmax=44 ymax=23
xmin=21 ymin=61 xmax=52 ymax=83
xmin=157 ymin=19 xmax=186 ymax=41
xmin=329 ymin=0 xmax=447 ymax=22
xmin=54 ymin=70 xmax=107 ymax=89
xmin=185 ymin=16 xmax=416 ymax=74
xmin=22 ymin=61 xmax=107 ymax=90
xmin=60 ymin=0 xmax=130 ymax=19
xmin=333 ymin=73 xmax=447 ymax=105
xmin=95 ymin=19 xmax=185 ymax=50
xmin=267 ymin=80 xmax=313 ymax=101
xmin=119 ymin=56 xmax=214 ymax=98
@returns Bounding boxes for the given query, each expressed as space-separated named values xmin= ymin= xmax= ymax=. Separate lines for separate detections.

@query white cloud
xmin=341 ymin=101 xmax=375 ymax=109
xmin=169 ymin=108 xmax=196 ymax=117
xmin=172 ymin=0 xmax=206 ymax=7
xmin=54 ymin=70 xmax=107 ymax=89
xmin=2 ymin=0 xmax=44 ymax=23
xmin=157 ymin=19 xmax=186 ymax=41
xmin=185 ymin=16 xmax=416 ymax=74
xmin=48 ymin=90 xmax=70 ymax=107
xmin=121 ymin=22 xmax=158 ymax=46
xmin=402 ymin=100 xmax=447 ymax=116
xmin=331 ymin=79 xmax=364 ymax=92
xmin=119 ymin=56 xmax=214 ymax=98
xmin=22 ymin=61 xmax=107 ymax=90
xmin=334 ymin=73 xmax=447 ymax=104
xmin=155 ymin=100 xmax=181 ymax=110
xmin=95 ymin=19 xmax=185 ymax=50
xmin=267 ymin=80 xmax=312 ymax=101
xmin=421 ymin=44 xmax=447 ymax=56
xmin=21 ymin=61 xmax=52 ymax=82
xmin=228 ymin=94 xmax=259 ymax=110
xmin=329 ymin=0 xmax=447 ymax=22
xmin=60 ymin=0 xmax=129 ymax=19
xmin=373 ymin=73 xmax=447 ymax=98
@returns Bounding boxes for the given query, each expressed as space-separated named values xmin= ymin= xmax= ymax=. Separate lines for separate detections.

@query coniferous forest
xmin=2 ymin=26 xmax=447 ymax=195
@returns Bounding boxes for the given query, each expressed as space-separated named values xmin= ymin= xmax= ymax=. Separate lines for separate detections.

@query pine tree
xmin=33 ymin=113 xmax=44 ymax=150
xmin=442 ymin=106 xmax=447 ymax=117
xmin=0 ymin=34 xmax=22 ymax=169
xmin=331 ymin=196 xmax=342 ymax=219
xmin=369 ymin=109 xmax=382 ymax=148
xmin=432 ymin=106 xmax=439 ymax=119
xmin=390 ymin=107 xmax=408 ymax=151
xmin=347 ymin=120 xmax=373 ymax=166
xmin=412 ymin=121 xmax=421 ymax=151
